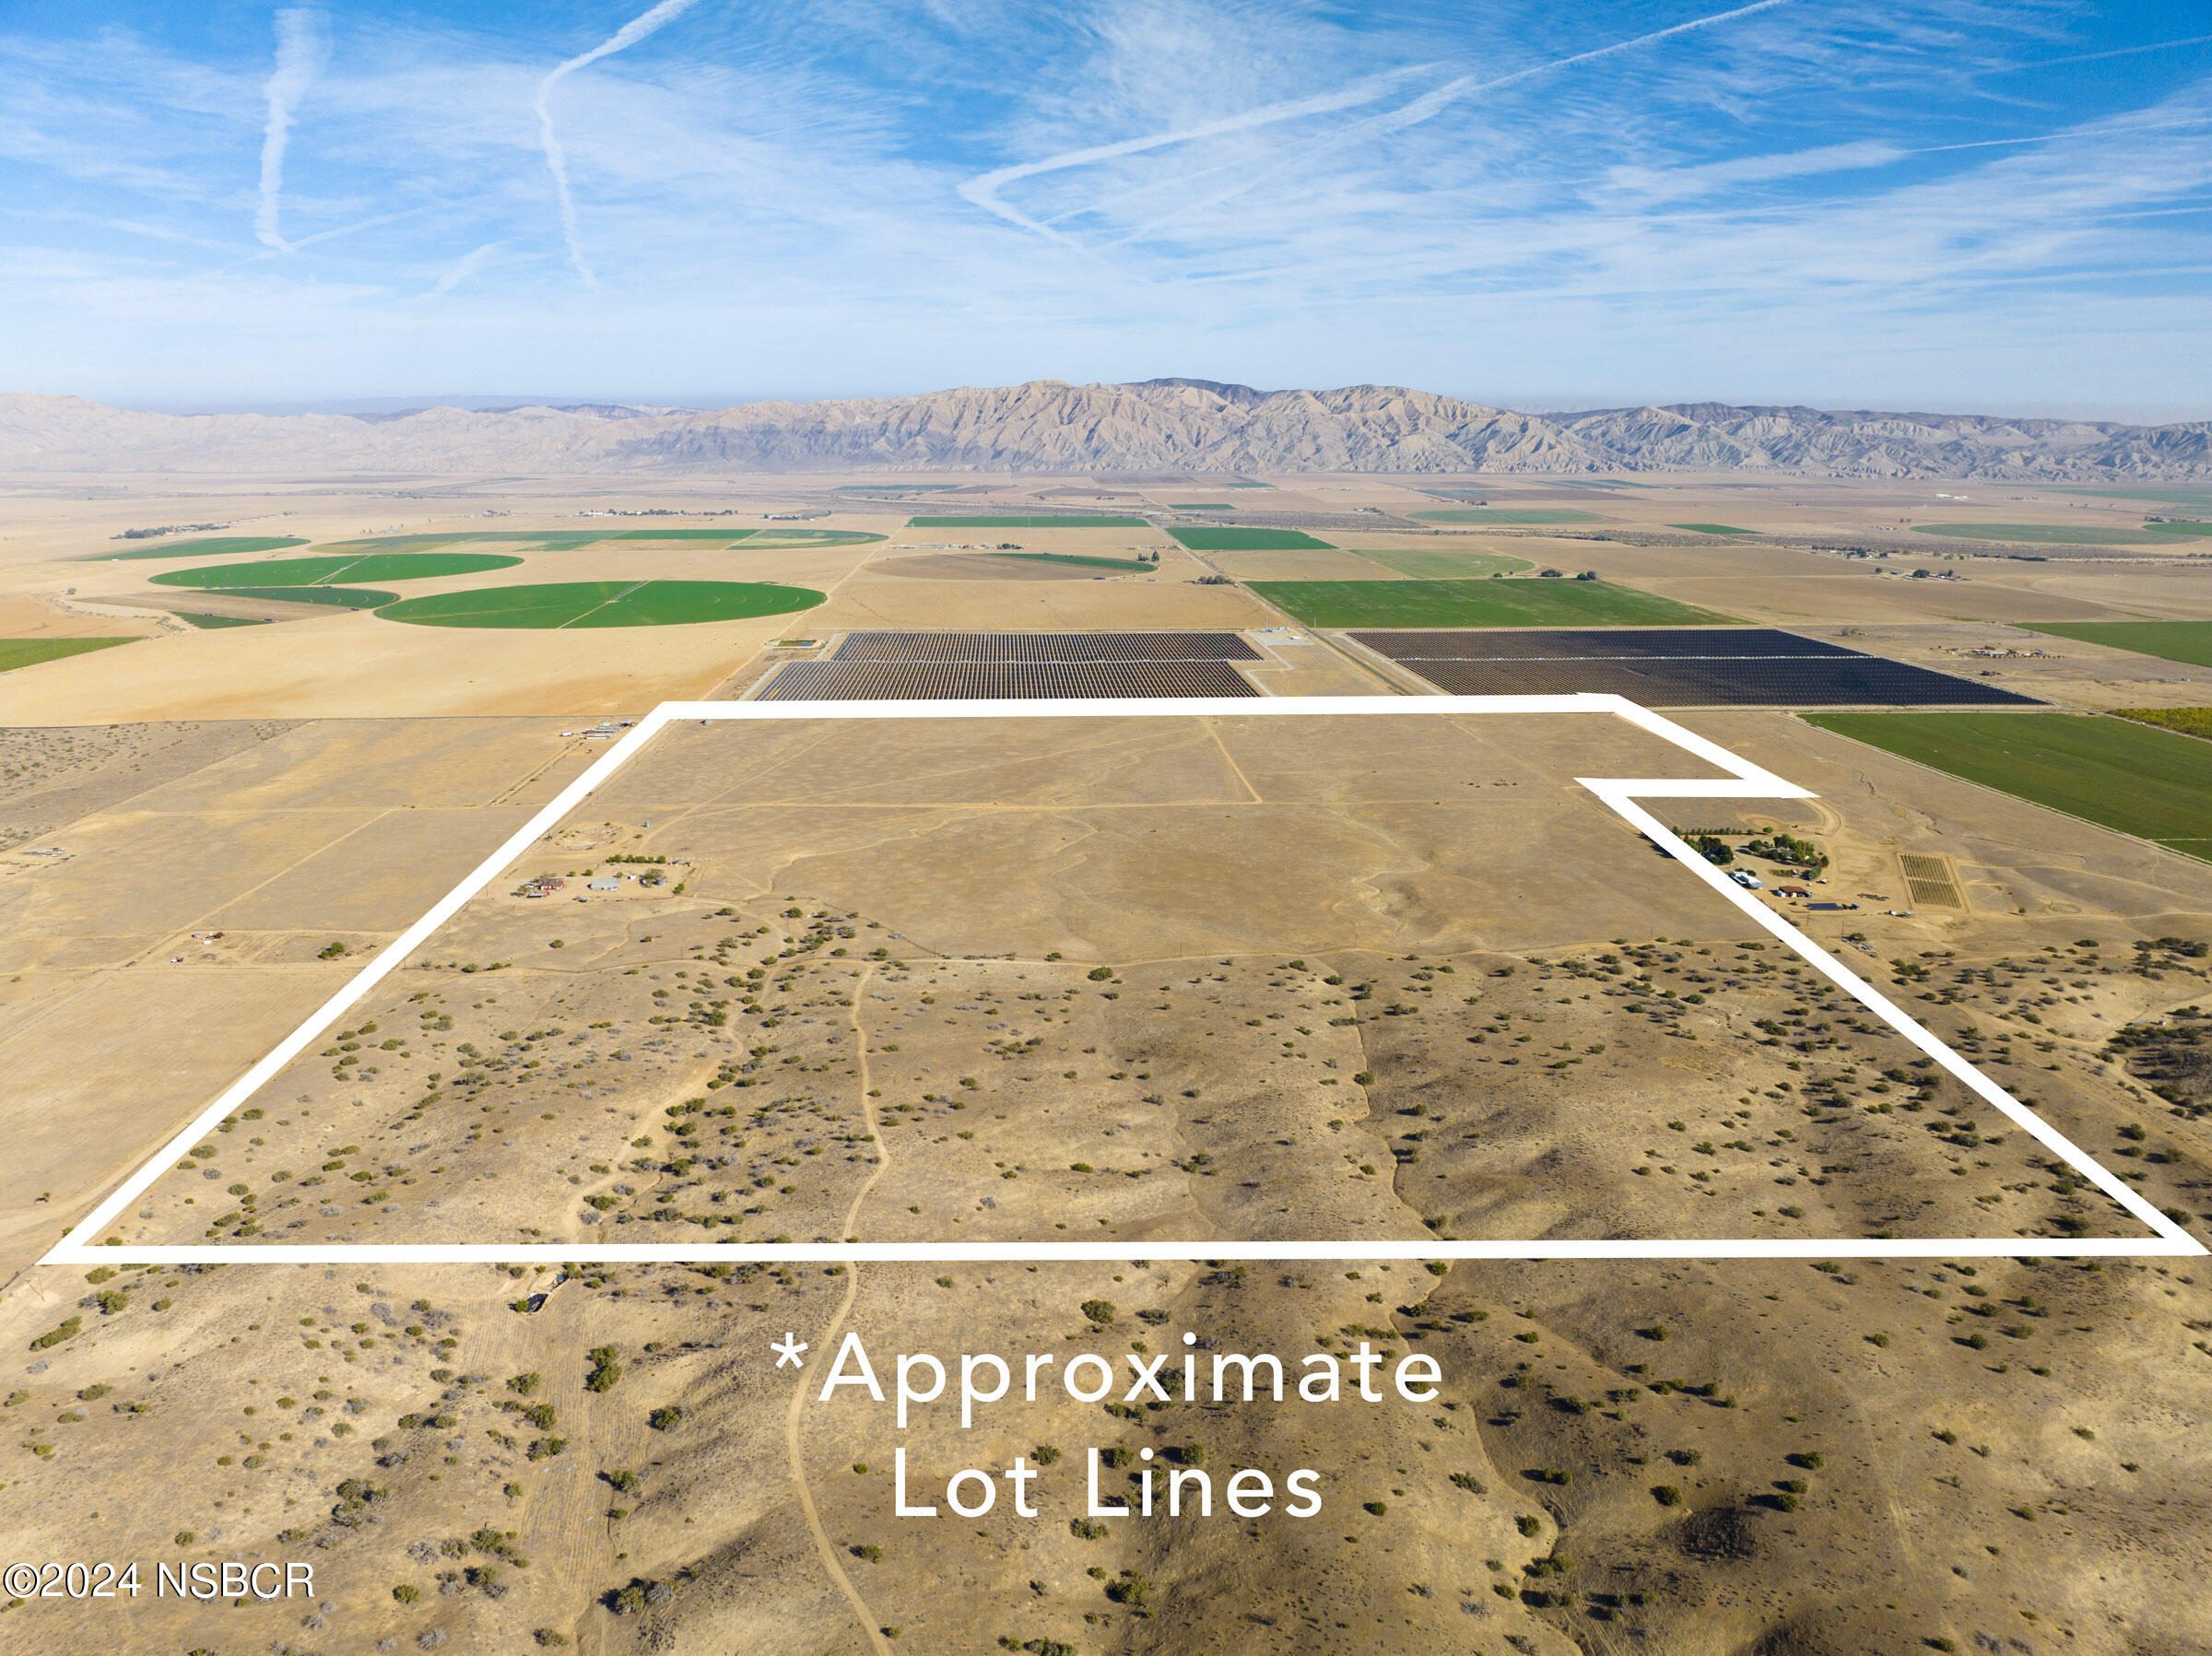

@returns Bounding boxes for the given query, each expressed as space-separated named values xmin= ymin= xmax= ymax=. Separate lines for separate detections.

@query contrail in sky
xmin=427 ymin=241 xmax=507 ymax=298
xmin=535 ymin=0 xmax=702 ymax=287
xmin=959 ymin=70 xmax=1430 ymax=246
xmin=961 ymin=0 xmax=1796 ymax=242
xmin=254 ymin=7 xmax=329 ymax=251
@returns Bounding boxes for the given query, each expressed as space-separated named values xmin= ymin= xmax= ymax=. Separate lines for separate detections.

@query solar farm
xmin=756 ymin=629 xmax=1263 ymax=699
xmin=1350 ymin=627 xmax=2041 ymax=706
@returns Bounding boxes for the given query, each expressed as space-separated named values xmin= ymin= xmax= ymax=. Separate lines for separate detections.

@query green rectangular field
xmin=1803 ymin=711 xmax=2212 ymax=861
xmin=0 ymin=638 xmax=136 ymax=674
xmin=1668 ymin=523 xmax=1755 ymax=535
xmin=2057 ymin=487 xmax=2212 ymax=507
xmin=593 ymin=529 xmax=760 ymax=541
xmin=2022 ymin=621 xmax=2212 ymax=670
xmin=1407 ymin=509 xmax=1601 ymax=524
xmin=991 ymin=553 xmax=1159 ymax=573
xmin=177 ymin=613 xmax=271 ymax=629
xmin=1912 ymin=523 xmax=2165 ymax=546
xmin=1359 ymin=549 xmax=1534 ymax=578
xmin=1246 ymin=578 xmax=1729 ymax=628
xmin=98 ymin=536 xmax=308 ymax=560
xmin=1167 ymin=527 xmax=1335 ymax=551
xmin=908 ymin=516 xmax=1151 ymax=529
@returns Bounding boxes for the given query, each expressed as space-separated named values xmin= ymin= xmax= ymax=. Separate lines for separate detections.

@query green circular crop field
xmin=151 ymin=552 xmax=524 ymax=588
xmin=376 ymin=580 xmax=825 ymax=628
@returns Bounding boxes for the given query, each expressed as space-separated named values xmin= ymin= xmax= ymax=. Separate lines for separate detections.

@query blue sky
xmin=4 ymin=1 xmax=2209 ymax=416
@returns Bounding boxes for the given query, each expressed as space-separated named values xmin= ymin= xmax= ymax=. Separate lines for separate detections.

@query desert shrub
xmin=1079 ymin=1299 xmax=1115 ymax=1326
xmin=1651 ymin=1486 xmax=1682 ymax=1507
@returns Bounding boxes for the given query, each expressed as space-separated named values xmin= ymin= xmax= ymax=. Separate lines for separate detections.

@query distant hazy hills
xmin=4 ymin=379 xmax=2207 ymax=479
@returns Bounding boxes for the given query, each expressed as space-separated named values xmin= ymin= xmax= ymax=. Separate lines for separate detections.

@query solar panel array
xmin=829 ymin=630 xmax=1262 ymax=664
xmin=1359 ymin=628 xmax=1856 ymax=662
xmin=758 ymin=630 xmax=1265 ymax=698
xmin=1349 ymin=628 xmax=2038 ymax=708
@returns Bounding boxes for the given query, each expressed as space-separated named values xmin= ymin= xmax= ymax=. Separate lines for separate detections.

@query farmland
xmin=1167 ymin=526 xmax=1335 ymax=550
xmin=95 ymin=535 xmax=309 ymax=560
xmin=1913 ymin=523 xmax=2167 ymax=545
xmin=2026 ymin=620 xmax=2212 ymax=669
xmin=1805 ymin=711 xmax=2212 ymax=860
xmin=2118 ymin=707 xmax=2212 ymax=741
xmin=1407 ymin=508 xmax=1601 ymax=524
xmin=1358 ymin=548 xmax=1534 ymax=578
xmin=0 ymin=638 xmax=135 ymax=674
xmin=908 ymin=515 xmax=1149 ymax=529
xmin=989 ymin=552 xmax=1158 ymax=573
xmin=150 ymin=552 xmax=523 ymax=588
xmin=197 ymin=585 xmax=397 ymax=609
xmin=1249 ymin=577 xmax=1730 ymax=628
xmin=376 ymin=579 xmax=824 ymax=628
xmin=1668 ymin=523 xmax=1755 ymax=535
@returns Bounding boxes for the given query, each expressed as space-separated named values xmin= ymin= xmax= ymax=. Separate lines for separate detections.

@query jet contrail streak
xmin=535 ymin=0 xmax=702 ymax=287
xmin=964 ymin=0 xmax=1797 ymax=243
xmin=427 ymin=241 xmax=507 ymax=298
xmin=254 ymin=7 xmax=330 ymax=252
xmin=958 ymin=69 xmax=1430 ymax=243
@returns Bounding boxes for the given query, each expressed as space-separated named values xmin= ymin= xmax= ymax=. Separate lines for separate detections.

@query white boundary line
xmin=45 ymin=695 xmax=2204 ymax=1267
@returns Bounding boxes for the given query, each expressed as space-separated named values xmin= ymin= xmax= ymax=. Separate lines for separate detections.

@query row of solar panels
xmin=754 ymin=629 xmax=2035 ymax=706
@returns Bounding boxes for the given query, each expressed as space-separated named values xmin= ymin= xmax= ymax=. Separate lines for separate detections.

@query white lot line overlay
xmin=46 ymin=695 xmax=2204 ymax=1268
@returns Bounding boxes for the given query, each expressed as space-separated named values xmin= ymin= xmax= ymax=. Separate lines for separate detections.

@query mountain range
xmin=3 ymin=379 xmax=2207 ymax=480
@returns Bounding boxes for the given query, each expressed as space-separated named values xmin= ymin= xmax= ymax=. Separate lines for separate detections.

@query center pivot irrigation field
xmin=149 ymin=551 xmax=523 ymax=588
xmin=52 ymin=697 xmax=2196 ymax=1270
xmin=376 ymin=580 xmax=826 ymax=628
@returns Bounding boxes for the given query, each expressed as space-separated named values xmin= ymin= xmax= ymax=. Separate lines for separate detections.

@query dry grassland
xmin=2 ymin=711 xmax=2205 ymax=1652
